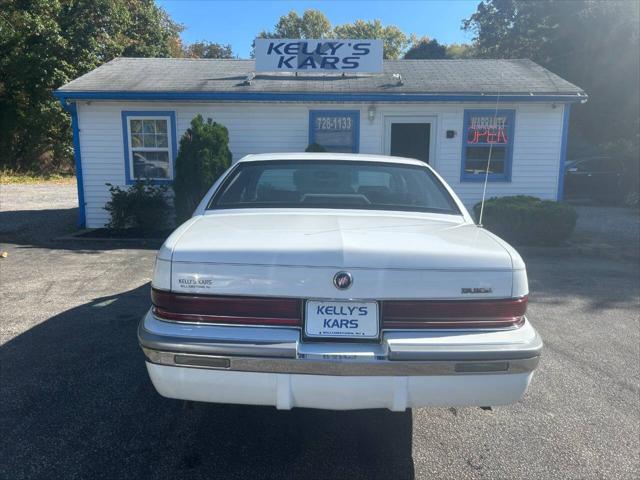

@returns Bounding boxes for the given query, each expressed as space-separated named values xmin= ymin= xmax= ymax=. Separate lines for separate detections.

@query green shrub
xmin=305 ymin=143 xmax=327 ymax=152
xmin=104 ymin=182 xmax=170 ymax=231
xmin=473 ymin=196 xmax=577 ymax=246
xmin=173 ymin=115 xmax=232 ymax=223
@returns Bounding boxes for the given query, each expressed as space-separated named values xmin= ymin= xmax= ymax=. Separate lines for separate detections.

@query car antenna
xmin=477 ymin=75 xmax=503 ymax=228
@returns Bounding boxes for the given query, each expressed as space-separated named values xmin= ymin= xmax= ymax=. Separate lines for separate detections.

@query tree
xmin=184 ymin=41 xmax=233 ymax=59
xmin=257 ymin=9 xmax=332 ymax=40
xmin=404 ymin=36 xmax=447 ymax=59
xmin=334 ymin=19 xmax=408 ymax=59
xmin=0 ymin=0 xmax=183 ymax=172
xmin=462 ymin=0 xmax=639 ymax=159
xmin=445 ymin=43 xmax=474 ymax=59
xmin=173 ymin=116 xmax=232 ymax=223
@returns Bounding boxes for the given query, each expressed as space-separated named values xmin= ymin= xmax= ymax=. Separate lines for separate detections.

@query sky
xmin=157 ymin=0 xmax=479 ymax=58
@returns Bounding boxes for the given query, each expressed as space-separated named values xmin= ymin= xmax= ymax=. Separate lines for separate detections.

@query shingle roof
xmin=57 ymin=57 xmax=584 ymax=96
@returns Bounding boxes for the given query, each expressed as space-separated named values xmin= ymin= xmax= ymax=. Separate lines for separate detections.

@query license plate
xmin=305 ymin=300 xmax=379 ymax=339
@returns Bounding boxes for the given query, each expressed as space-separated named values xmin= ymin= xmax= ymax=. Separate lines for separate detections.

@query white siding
xmin=76 ymin=101 xmax=564 ymax=228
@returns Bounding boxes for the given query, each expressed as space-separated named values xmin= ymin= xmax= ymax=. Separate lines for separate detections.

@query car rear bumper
xmin=139 ymin=309 xmax=542 ymax=411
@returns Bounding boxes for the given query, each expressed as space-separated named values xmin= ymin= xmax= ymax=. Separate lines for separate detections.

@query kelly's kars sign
xmin=254 ymin=39 xmax=383 ymax=73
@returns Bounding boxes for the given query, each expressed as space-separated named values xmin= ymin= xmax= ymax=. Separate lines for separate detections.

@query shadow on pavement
xmin=0 ymin=208 xmax=162 ymax=251
xmin=0 ymin=284 xmax=415 ymax=480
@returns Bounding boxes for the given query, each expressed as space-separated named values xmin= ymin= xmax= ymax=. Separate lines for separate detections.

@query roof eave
xmin=53 ymin=90 xmax=588 ymax=103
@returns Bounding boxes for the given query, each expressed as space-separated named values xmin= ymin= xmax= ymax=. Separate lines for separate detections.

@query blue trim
xmin=309 ymin=110 xmax=360 ymax=153
xmin=557 ymin=104 xmax=572 ymax=201
xmin=58 ymin=100 xmax=86 ymax=228
xmin=121 ymin=111 xmax=177 ymax=185
xmin=460 ymin=109 xmax=516 ymax=183
xmin=54 ymin=90 xmax=586 ymax=104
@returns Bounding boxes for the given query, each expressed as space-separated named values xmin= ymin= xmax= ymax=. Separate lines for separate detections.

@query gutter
xmin=557 ymin=103 xmax=572 ymax=201
xmin=53 ymin=90 xmax=588 ymax=104
xmin=57 ymin=99 xmax=86 ymax=229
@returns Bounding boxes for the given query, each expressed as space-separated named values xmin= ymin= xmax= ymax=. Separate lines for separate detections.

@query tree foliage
xmin=445 ymin=43 xmax=474 ymax=59
xmin=0 ymin=0 xmax=182 ymax=172
xmin=404 ymin=36 xmax=475 ymax=60
xmin=257 ymin=10 xmax=409 ymax=59
xmin=333 ymin=19 xmax=408 ymax=59
xmin=173 ymin=115 xmax=232 ymax=223
xmin=404 ymin=37 xmax=447 ymax=59
xmin=104 ymin=182 xmax=170 ymax=230
xmin=463 ymin=0 xmax=639 ymax=158
xmin=183 ymin=41 xmax=233 ymax=59
xmin=258 ymin=9 xmax=332 ymax=40
xmin=473 ymin=196 xmax=577 ymax=246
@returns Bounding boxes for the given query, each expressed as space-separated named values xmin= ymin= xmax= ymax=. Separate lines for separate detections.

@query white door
xmin=384 ymin=116 xmax=437 ymax=166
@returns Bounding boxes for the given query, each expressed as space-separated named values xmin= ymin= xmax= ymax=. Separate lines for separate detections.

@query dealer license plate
xmin=305 ymin=300 xmax=379 ymax=339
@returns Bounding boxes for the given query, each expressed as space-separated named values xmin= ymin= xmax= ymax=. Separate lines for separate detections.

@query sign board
xmin=466 ymin=114 xmax=510 ymax=144
xmin=254 ymin=39 xmax=383 ymax=73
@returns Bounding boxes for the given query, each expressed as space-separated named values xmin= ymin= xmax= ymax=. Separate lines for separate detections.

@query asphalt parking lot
xmin=1 ymin=184 xmax=638 ymax=479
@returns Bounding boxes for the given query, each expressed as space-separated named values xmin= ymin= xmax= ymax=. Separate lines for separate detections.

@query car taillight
xmin=151 ymin=288 xmax=302 ymax=326
xmin=381 ymin=296 xmax=527 ymax=329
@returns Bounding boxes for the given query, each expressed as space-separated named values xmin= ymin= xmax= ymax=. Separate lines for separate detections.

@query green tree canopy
xmin=463 ymin=0 xmax=639 ymax=159
xmin=183 ymin=41 xmax=233 ymax=59
xmin=0 ymin=0 xmax=182 ymax=172
xmin=333 ymin=19 xmax=408 ymax=59
xmin=258 ymin=9 xmax=333 ymax=39
xmin=404 ymin=36 xmax=448 ymax=59
xmin=173 ymin=115 xmax=232 ymax=223
xmin=445 ymin=43 xmax=474 ymax=59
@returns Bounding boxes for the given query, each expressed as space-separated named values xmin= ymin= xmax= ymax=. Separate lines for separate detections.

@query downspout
xmin=58 ymin=99 xmax=86 ymax=228
xmin=556 ymin=103 xmax=572 ymax=201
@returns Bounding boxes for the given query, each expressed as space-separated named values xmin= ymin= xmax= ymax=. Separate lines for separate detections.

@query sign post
xmin=254 ymin=39 xmax=383 ymax=73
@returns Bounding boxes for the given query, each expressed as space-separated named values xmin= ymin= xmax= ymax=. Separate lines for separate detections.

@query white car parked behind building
xmin=139 ymin=153 xmax=542 ymax=411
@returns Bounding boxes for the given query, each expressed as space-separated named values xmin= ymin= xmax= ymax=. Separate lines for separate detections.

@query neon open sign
xmin=467 ymin=115 xmax=509 ymax=144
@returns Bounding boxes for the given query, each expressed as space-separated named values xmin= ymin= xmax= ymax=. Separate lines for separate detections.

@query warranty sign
xmin=254 ymin=38 xmax=383 ymax=73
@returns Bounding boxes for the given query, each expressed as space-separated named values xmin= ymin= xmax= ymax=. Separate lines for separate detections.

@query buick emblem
xmin=333 ymin=271 xmax=353 ymax=290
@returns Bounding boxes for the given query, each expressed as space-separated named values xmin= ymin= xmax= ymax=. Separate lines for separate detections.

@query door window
xmin=390 ymin=123 xmax=431 ymax=163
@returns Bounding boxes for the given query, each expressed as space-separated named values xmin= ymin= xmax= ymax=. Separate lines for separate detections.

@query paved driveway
xmin=1 ymin=185 xmax=638 ymax=479
xmin=0 ymin=182 xmax=78 ymax=244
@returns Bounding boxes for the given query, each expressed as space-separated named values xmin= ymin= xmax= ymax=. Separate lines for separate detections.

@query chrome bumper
xmin=138 ymin=309 xmax=542 ymax=377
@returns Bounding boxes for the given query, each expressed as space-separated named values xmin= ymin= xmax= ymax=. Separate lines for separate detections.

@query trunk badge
xmin=333 ymin=271 xmax=353 ymax=290
xmin=461 ymin=287 xmax=493 ymax=294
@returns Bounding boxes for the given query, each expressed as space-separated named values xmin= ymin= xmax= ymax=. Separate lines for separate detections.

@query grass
xmin=0 ymin=169 xmax=75 ymax=184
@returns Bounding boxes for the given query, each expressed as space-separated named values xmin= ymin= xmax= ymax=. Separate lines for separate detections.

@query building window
xmin=309 ymin=110 xmax=360 ymax=153
xmin=461 ymin=109 xmax=515 ymax=182
xmin=122 ymin=111 xmax=177 ymax=184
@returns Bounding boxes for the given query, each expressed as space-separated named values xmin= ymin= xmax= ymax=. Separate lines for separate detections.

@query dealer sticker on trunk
xmin=176 ymin=274 xmax=215 ymax=291
xmin=305 ymin=300 xmax=379 ymax=339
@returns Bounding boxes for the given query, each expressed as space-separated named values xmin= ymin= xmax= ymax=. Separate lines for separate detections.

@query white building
xmin=55 ymin=57 xmax=585 ymax=228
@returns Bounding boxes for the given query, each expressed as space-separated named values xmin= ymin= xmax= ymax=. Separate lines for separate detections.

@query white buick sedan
xmin=139 ymin=153 xmax=542 ymax=411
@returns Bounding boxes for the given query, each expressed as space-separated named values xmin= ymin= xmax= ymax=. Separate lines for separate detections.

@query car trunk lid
xmin=169 ymin=210 xmax=515 ymax=300
xmin=171 ymin=210 xmax=512 ymax=270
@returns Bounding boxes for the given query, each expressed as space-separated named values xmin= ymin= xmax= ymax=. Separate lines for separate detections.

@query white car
xmin=139 ymin=153 xmax=542 ymax=411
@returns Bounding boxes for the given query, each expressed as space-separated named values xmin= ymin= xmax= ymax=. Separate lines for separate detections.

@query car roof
xmin=237 ymin=153 xmax=428 ymax=167
xmin=568 ymin=155 xmax=612 ymax=162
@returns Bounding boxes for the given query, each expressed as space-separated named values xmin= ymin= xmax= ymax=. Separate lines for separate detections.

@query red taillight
xmin=151 ymin=288 xmax=302 ymax=326
xmin=381 ymin=296 xmax=527 ymax=329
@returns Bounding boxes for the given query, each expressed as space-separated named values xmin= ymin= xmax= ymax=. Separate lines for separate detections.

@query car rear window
xmin=208 ymin=160 xmax=460 ymax=214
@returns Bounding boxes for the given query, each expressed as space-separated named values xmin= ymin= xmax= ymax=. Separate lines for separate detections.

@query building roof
xmin=56 ymin=57 xmax=585 ymax=101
